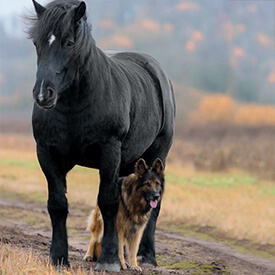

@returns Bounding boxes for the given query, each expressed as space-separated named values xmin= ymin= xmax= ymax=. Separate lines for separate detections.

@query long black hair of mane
xmin=26 ymin=0 xmax=97 ymax=65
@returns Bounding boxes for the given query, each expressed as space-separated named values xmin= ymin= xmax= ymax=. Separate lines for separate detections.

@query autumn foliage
xmin=190 ymin=94 xmax=275 ymax=126
xmin=235 ymin=104 xmax=275 ymax=126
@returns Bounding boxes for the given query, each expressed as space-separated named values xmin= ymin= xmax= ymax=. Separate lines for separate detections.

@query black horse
xmin=28 ymin=0 xmax=175 ymax=272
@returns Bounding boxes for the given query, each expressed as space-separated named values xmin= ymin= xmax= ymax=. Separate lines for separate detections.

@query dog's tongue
xmin=150 ymin=200 xmax=158 ymax=208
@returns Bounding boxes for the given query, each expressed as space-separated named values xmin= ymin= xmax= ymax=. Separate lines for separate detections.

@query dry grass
xmin=0 ymin=243 xmax=91 ymax=275
xmin=172 ymin=124 xmax=275 ymax=180
xmin=0 ymin=134 xmax=99 ymax=208
xmin=160 ymin=164 xmax=275 ymax=244
xmin=189 ymin=94 xmax=275 ymax=126
xmin=1 ymin=133 xmax=275 ymax=245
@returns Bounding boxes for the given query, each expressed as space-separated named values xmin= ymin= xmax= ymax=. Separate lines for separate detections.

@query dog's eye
xmin=146 ymin=182 xmax=150 ymax=187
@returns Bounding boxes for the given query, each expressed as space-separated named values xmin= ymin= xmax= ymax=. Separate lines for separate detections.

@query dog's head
xmin=133 ymin=158 xmax=165 ymax=210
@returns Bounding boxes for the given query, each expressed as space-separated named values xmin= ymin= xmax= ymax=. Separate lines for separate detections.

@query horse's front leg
xmin=37 ymin=146 xmax=70 ymax=266
xmin=95 ymin=139 xmax=121 ymax=272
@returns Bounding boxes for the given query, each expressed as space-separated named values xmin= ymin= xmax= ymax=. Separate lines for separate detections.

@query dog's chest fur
xmin=116 ymin=203 xmax=151 ymax=239
xmin=116 ymin=176 xmax=152 ymax=239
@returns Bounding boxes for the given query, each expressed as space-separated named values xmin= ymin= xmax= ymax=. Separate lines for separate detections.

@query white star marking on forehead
xmin=49 ymin=34 xmax=56 ymax=46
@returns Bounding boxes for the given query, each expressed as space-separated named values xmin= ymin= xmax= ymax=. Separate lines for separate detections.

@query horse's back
xmin=106 ymin=50 xmax=175 ymax=128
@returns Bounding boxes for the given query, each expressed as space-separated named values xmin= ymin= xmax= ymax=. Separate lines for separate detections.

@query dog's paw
xmin=121 ymin=262 xmax=128 ymax=270
xmin=83 ymin=255 xmax=93 ymax=262
xmin=130 ymin=265 xmax=142 ymax=272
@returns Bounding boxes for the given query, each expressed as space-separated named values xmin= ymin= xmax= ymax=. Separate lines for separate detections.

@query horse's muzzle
xmin=34 ymin=85 xmax=57 ymax=109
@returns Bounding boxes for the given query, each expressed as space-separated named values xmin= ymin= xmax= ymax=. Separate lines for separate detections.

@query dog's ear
xmin=135 ymin=159 xmax=149 ymax=177
xmin=152 ymin=158 xmax=164 ymax=176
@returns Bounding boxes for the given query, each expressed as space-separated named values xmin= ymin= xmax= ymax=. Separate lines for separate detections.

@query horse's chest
xmin=33 ymin=112 xmax=76 ymax=150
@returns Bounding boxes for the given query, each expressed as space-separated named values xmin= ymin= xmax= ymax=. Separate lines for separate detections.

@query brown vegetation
xmin=190 ymin=94 xmax=275 ymax=126
xmin=171 ymin=124 xmax=275 ymax=180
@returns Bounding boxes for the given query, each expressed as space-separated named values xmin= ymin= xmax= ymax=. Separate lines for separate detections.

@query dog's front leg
xmin=128 ymin=234 xmax=143 ymax=272
xmin=118 ymin=231 xmax=127 ymax=269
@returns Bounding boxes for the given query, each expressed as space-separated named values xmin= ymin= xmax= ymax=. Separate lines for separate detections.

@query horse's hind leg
xmin=37 ymin=147 xmax=72 ymax=267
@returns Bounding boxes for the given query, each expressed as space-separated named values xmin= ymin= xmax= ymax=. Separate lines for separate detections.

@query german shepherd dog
xmin=83 ymin=158 xmax=165 ymax=271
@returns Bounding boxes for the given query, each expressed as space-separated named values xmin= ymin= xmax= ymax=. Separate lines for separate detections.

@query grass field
xmin=1 ymin=133 xmax=275 ymax=275
xmin=1 ymin=133 xmax=275 ymax=245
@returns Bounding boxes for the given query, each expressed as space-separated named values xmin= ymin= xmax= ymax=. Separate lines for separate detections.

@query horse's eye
xmin=65 ymin=40 xmax=74 ymax=48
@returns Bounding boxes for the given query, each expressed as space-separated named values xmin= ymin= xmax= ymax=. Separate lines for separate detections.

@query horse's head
xmin=29 ymin=0 xmax=88 ymax=109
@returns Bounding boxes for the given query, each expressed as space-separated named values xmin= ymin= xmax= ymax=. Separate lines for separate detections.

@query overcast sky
xmin=0 ymin=0 xmax=48 ymax=17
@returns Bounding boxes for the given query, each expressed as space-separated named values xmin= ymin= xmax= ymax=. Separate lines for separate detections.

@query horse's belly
xmin=120 ymin=127 xmax=158 ymax=165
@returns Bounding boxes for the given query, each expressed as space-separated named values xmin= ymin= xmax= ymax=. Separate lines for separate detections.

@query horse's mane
xmin=26 ymin=0 xmax=94 ymax=63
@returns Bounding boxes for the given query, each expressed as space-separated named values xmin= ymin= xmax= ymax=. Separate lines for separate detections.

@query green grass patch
xmin=80 ymin=236 xmax=91 ymax=241
xmin=232 ymin=244 xmax=275 ymax=259
xmin=163 ymin=224 xmax=217 ymax=242
xmin=166 ymin=173 xmax=258 ymax=188
xmin=167 ymin=260 xmax=199 ymax=269
xmin=67 ymin=228 xmax=82 ymax=234
xmin=0 ymin=158 xmax=98 ymax=180
xmin=156 ymin=255 xmax=231 ymax=274
xmin=191 ymin=263 xmax=231 ymax=275
xmin=156 ymin=255 xmax=198 ymax=270
xmin=0 ymin=158 xmax=40 ymax=169
xmin=259 ymin=186 xmax=275 ymax=197
xmin=0 ymin=208 xmax=48 ymax=229
xmin=0 ymin=187 xmax=46 ymax=205
xmin=0 ymin=157 xmax=98 ymax=175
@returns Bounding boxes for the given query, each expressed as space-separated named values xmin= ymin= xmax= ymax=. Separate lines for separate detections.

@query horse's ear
xmin=152 ymin=158 xmax=164 ymax=176
xmin=74 ymin=1 xmax=86 ymax=24
xmin=135 ymin=159 xmax=149 ymax=178
xmin=32 ymin=0 xmax=46 ymax=18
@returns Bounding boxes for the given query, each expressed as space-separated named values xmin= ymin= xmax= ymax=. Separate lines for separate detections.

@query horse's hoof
xmin=95 ymin=262 xmax=121 ymax=272
xmin=137 ymin=255 xmax=157 ymax=267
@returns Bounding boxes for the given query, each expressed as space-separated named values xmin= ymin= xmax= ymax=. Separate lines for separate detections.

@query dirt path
xmin=0 ymin=196 xmax=275 ymax=275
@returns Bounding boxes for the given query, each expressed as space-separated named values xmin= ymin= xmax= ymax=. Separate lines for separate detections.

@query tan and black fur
xmin=83 ymin=158 xmax=165 ymax=271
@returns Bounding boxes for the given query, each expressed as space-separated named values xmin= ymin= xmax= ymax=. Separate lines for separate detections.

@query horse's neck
xmin=81 ymin=43 xmax=111 ymax=92
xmin=59 ymin=42 xmax=110 ymax=109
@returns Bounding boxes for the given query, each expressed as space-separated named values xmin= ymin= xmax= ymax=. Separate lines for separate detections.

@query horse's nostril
xmin=47 ymin=87 xmax=55 ymax=98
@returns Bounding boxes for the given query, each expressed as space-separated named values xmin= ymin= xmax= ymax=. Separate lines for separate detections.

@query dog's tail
xmin=85 ymin=205 xmax=103 ymax=261
xmin=87 ymin=205 xmax=103 ymax=230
